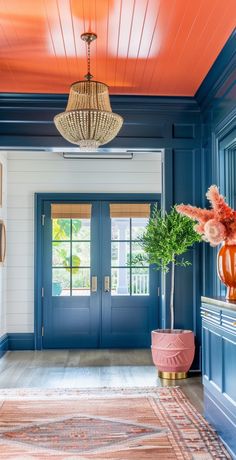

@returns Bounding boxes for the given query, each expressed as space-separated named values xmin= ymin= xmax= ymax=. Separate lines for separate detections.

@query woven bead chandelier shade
xmin=54 ymin=33 xmax=123 ymax=151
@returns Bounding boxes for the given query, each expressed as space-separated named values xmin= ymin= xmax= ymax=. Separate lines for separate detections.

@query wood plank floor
xmin=0 ymin=349 xmax=203 ymax=413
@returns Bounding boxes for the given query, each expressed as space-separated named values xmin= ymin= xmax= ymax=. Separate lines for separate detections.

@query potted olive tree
xmin=137 ymin=205 xmax=201 ymax=379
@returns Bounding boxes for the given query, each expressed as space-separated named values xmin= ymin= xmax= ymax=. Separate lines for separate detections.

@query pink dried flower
xmin=203 ymin=219 xmax=227 ymax=246
xmin=194 ymin=223 xmax=205 ymax=234
xmin=175 ymin=205 xmax=214 ymax=224
xmin=176 ymin=185 xmax=236 ymax=246
xmin=206 ymin=185 xmax=234 ymax=220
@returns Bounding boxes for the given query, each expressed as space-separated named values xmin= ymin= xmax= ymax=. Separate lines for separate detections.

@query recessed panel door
xmin=101 ymin=202 xmax=158 ymax=348
xmin=42 ymin=201 xmax=100 ymax=348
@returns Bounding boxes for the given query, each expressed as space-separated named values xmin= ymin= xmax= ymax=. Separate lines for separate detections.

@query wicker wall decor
xmin=0 ymin=221 xmax=6 ymax=263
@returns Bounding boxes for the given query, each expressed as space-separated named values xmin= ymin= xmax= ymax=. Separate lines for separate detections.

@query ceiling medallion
xmin=54 ymin=32 xmax=123 ymax=151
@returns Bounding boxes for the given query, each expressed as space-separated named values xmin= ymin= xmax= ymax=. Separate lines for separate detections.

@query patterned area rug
xmin=0 ymin=387 xmax=231 ymax=459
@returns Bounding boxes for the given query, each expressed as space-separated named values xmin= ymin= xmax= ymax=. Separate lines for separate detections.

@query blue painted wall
xmin=196 ymin=29 xmax=236 ymax=299
xmin=0 ymin=30 xmax=235 ymax=365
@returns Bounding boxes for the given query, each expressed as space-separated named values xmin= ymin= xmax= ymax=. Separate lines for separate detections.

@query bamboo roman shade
xmin=51 ymin=203 xmax=91 ymax=219
xmin=109 ymin=203 xmax=150 ymax=218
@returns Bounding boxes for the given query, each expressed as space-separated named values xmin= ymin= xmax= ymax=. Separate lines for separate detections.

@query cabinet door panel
xmin=223 ymin=337 xmax=236 ymax=400
xmin=209 ymin=330 xmax=222 ymax=390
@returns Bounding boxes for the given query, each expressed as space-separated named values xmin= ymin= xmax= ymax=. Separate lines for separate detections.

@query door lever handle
xmin=104 ymin=276 xmax=110 ymax=293
xmin=91 ymin=276 xmax=97 ymax=293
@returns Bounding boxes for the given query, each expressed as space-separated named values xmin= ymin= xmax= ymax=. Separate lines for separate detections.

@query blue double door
xmin=42 ymin=199 xmax=159 ymax=348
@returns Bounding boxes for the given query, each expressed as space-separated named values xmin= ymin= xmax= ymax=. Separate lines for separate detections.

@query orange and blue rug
xmin=0 ymin=387 xmax=231 ymax=459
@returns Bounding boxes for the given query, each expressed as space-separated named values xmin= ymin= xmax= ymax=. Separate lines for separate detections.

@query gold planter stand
xmin=158 ymin=371 xmax=187 ymax=380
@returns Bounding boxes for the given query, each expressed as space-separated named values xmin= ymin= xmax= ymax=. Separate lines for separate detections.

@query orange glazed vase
xmin=217 ymin=243 xmax=236 ymax=300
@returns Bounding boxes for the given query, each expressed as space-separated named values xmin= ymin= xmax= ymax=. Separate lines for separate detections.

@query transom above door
xmin=39 ymin=195 xmax=160 ymax=349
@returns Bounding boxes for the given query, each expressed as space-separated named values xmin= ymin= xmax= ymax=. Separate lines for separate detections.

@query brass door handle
xmin=91 ymin=276 xmax=97 ymax=293
xmin=104 ymin=276 xmax=110 ymax=292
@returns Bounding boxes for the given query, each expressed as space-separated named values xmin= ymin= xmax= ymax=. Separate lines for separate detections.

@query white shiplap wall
xmin=7 ymin=151 xmax=162 ymax=333
xmin=0 ymin=152 xmax=7 ymax=337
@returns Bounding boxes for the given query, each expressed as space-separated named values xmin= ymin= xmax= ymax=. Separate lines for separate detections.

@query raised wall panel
xmin=172 ymin=124 xmax=195 ymax=139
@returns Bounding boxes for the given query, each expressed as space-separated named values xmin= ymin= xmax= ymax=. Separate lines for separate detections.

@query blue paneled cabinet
xmin=201 ymin=297 xmax=236 ymax=458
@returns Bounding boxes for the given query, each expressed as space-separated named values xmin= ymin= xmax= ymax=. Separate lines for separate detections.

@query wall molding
xmin=0 ymin=333 xmax=35 ymax=356
xmin=0 ymin=334 xmax=8 ymax=357
xmin=0 ymin=94 xmax=200 ymax=150
xmin=196 ymin=29 xmax=236 ymax=113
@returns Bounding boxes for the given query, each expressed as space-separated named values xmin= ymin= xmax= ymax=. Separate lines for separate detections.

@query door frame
xmin=35 ymin=192 xmax=161 ymax=349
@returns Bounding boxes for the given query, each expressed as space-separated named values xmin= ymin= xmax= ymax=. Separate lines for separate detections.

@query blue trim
xmin=35 ymin=193 xmax=160 ymax=202
xmin=35 ymin=193 xmax=161 ymax=350
xmin=34 ymin=192 xmax=43 ymax=350
xmin=195 ymin=29 xmax=236 ymax=109
xmin=8 ymin=333 xmax=35 ymax=350
xmin=0 ymin=93 xmax=199 ymax=108
xmin=0 ymin=94 xmax=200 ymax=150
xmin=0 ymin=333 xmax=35 ymax=355
xmin=0 ymin=334 xmax=8 ymax=357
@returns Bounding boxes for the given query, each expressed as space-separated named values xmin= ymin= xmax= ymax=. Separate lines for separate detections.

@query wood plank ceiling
xmin=0 ymin=0 xmax=235 ymax=96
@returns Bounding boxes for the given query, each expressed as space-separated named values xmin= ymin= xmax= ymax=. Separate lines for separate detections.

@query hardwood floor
xmin=0 ymin=349 xmax=203 ymax=413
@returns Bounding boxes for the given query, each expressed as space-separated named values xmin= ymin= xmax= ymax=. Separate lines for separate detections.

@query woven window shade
xmin=51 ymin=204 xmax=91 ymax=219
xmin=109 ymin=203 xmax=150 ymax=218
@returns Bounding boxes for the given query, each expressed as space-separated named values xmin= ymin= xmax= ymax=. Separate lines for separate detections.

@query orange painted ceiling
xmin=0 ymin=0 xmax=235 ymax=96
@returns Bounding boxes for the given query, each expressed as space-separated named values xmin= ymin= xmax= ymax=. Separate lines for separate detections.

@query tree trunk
xmin=170 ymin=259 xmax=175 ymax=329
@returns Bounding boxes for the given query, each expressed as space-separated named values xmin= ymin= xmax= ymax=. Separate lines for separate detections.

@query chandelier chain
xmin=87 ymin=40 xmax=91 ymax=80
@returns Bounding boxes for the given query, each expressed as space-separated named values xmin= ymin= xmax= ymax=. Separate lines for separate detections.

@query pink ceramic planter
xmin=151 ymin=329 xmax=195 ymax=378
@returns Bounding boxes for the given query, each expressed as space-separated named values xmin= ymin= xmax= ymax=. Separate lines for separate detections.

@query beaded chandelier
xmin=54 ymin=32 xmax=123 ymax=151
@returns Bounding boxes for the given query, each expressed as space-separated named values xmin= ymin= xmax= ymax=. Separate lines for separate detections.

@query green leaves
xmin=52 ymin=219 xmax=82 ymax=240
xmin=137 ymin=205 xmax=201 ymax=272
xmin=52 ymin=219 xmax=82 ymax=274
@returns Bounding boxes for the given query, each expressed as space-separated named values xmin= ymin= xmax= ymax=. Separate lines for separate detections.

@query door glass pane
xmin=131 ymin=268 xmax=149 ymax=295
xmin=111 ymin=242 xmax=130 ymax=266
xmin=52 ymin=268 xmax=70 ymax=296
xmin=72 ymin=242 xmax=90 ymax=267
xmin=111 ymin=218 xmax=130 ymax=240
xmin=52 ymin=242 xmax=70 ymax=267
xmin=72 ymin=269 xmax=90 ymax=296
xmin=131 ymin=242 xmax=148 ymax=266
xmin=111 ymin=268 xmax=130 ymax=295
xmin=52 ymin=219 xmax=70 ymax=240
xmin=51 ymin=206 xmax=91 ymax=297
xmin=111 ymin=210 xmax=150 ymax=296
xmin=131 ymin=218 xmax=148 ymax=239
xmin=72 ymin=219 xmax=90 ymax=240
